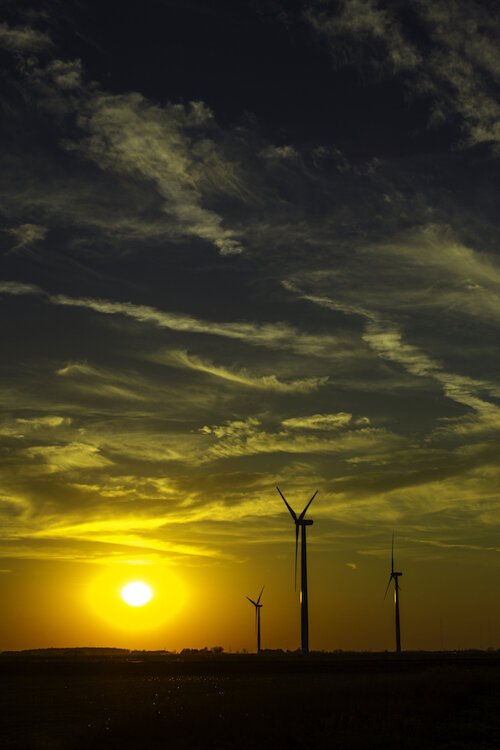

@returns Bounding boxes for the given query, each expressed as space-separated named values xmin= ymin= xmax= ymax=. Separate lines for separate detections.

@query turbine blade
xmin=276 ymin=486 xmax=297 ymax=521
xmin=257 ymin=586 xmax=264 ymax=605
xmin=246 ymin=597 xmax=257 ymax=606
xmin=391 ymin=532 xmax=394 ymax=575
xmin=276 ymin=488 xmax=300 ymax=590
xmin=384 ymin=576 xmax=392 ymax=599
xmin=294 ymin=523 xmax=299 ymax=591
xmin=298 ymin=490 xmax=318 ymax=520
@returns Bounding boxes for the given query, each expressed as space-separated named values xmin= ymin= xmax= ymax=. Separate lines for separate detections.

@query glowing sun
xmin=120 ymin=581 xmax=153 ymax=607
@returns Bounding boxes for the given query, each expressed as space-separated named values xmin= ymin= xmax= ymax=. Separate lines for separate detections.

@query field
xmin=1 ymin=653 xmax=500 ymax=749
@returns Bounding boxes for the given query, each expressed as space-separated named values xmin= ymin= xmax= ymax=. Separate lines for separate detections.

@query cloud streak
xmin=162 ymin=349 xmax=328 ymax=393
xmin=70 ymin=93 xmax=245 ymax=255
xmin=200 ymin=416 xmax=406 ymax=461
xmin=0 ymin=282 xmax=342 ymax=356
xmin=0 ymin=22 xmax=52 ymax=53
xmin=4 ymin=224 xmax=47 ymax=253
xmin=284 ymin=223 xmax=500 ymax=427
xmin=302 ymin=0 xmax=500 ymax=151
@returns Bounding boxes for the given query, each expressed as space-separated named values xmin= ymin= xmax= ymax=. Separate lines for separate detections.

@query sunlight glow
xmin=88 ymin=566 xmax=187 ymax=632
xmin=121 ymin=581 xmax=153 ymax=607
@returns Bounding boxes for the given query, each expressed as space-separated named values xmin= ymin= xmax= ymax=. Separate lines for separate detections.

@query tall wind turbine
xmin=246 ymin=586 xmax=264 ymax=654
xmin=277 ymin=486 xmax=317 ymax=655
xmin=385 ymin=533 xmax=403 ymax=653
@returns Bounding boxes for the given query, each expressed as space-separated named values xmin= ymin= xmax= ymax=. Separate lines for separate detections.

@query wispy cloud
xmin=15 ymin=416 xmax=71 ymax=429
xmin=70 ymin=93 xmax=244 ymax=255
xmin=0 ymin=281 xmax=43 ymax=296
xmin=4 ymin=224 xmax=47 ymax=253
xmin=56 ymin=361 xmax=149 ymax=402
xmin=363 ymin=319 xmax=500 ymax=416
xmin=407 ymin=536 xmax=500 ymax=555
xmin=162 ymin=349 xmax=328 ymax=393
xmin=284 ymin=224 xmax=500 ymax=423
xmin=0 ymin=27 xmax=254 ymax=257
xmin=282 ymin=413 xmax=369 ymax=430
xmin=0 ymin=22 xmax=52 ymax=53
xmin=417 ymin=1 xmax=500 ymax=149
xmin=44 ymin=59 xmax=83 ymax=91
xmin=200 ymin=416 xmax=406 ymax=460
xmin=302 ymin=0 xmax=500 ymax=150
xmin=304 ymin=0 xmax=420 ymax=73
xmin=0 ymin=282 xmax=342 ymax=356
xmin=22 ymin=443 xmax=113 ymax=473
xmin=52 ymin=292 xmax=339 ymax=354
xmin=31 ymin=516 xmax=236 ymax=562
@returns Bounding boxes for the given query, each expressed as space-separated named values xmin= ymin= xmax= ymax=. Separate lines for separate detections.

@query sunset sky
xmin=1 ymin=0 xmax=500 ymax=653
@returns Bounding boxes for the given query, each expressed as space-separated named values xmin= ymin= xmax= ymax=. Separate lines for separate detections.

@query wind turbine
xmin=246 ymin=586 xmax=264 ymax=654
xmin=385 ymin=533 xmax=403 ymax=653
xmin=277 ymin=486 xmax=317 ymax=655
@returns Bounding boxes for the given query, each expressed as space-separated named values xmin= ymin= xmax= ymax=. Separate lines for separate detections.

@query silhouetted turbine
xmin=277 ymin=486 xmax=317 ymax=655
xmin=384 ymin=532 xmax=403 ymax=653
xmin=246 ymin=586 xmax=264 ymax=654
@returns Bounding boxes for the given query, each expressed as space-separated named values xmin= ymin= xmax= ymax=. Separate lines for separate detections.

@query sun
xmin=88 ymin=567 xmax=187 ymax=631
xmin=120 ymin=581 xmax=153 ymax=607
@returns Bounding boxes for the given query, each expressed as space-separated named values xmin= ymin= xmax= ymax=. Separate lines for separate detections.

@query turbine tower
xmin=246 ymin=586 xmax=264 ymax=654
xmin=385 ymin=533 xmax=403 ymax=653
xmin=277 ymin=486 xmax=317 ymax=655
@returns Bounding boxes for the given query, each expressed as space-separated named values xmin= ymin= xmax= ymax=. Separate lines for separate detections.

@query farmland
xmin=1 ymin=652 xmax=499 ymax=749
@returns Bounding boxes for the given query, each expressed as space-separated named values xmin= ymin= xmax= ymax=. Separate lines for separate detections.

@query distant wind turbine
xmin=246 ymin=586 xmax=264 ymax=654
xmin=385 ymin=533 xmax=403 ymax=653
xmin=277 ymin=486 xmax=317 ymax=655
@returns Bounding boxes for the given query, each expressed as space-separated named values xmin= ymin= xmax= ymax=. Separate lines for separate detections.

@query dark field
xmin=1 ymin=654 xmax=500 ymax=749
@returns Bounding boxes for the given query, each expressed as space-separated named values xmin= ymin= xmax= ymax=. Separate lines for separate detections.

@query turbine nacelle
xmin=246 ymin=586 xmax=264 ymax=610
xmin=246 ymin=599 xmax=263 ymax=609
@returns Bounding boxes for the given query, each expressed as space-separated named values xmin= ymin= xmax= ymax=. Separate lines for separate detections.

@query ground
xmin=1 ymin=654 xmax=499 ymax=749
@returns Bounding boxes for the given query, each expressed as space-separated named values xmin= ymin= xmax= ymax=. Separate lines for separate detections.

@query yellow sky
xmin=1 ymin=532 xmax=499 ymax=652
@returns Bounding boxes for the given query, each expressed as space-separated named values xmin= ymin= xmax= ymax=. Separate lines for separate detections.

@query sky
xmin=1 ymin=0 xmax=500 ymax=653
